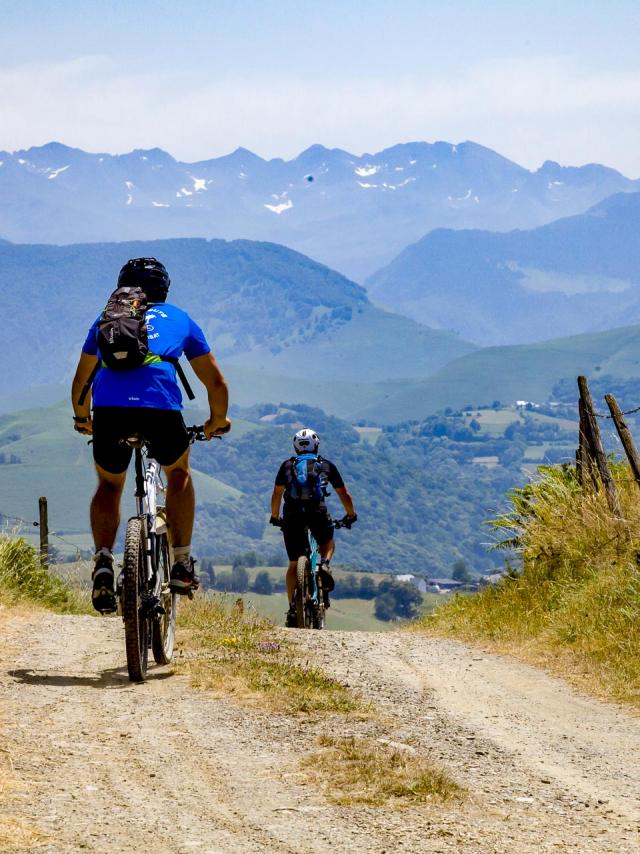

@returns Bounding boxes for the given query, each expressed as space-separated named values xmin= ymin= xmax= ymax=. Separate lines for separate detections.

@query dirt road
xmin=1 ymin=611 xmax=639 ymax=853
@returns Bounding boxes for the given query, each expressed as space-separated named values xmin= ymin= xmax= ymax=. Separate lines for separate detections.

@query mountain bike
xmin=293 ymin=517 xmax=350 ymax=630
xmin=117 ymin=425 xmax=210 ymax=682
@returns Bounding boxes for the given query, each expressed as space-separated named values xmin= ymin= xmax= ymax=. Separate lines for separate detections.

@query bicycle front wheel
xmin=313 ymin=574 xmax=325 ymax=630
xmin=123 ymin=516 xmax=149 ymax=682
xmin=151 ymin=531 xmax=177 ymax=665
xmin=295 ymin=556 xmax=310 ymax=629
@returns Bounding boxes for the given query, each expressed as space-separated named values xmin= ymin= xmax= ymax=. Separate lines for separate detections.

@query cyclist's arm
xmin=189 ymin=352 xmax=231 ymax=437
xmin=71 ymin=351 xmax=99 ymax=422
xmin=271 ymin=484 xmax=285 ymax=517
xmin=335 ymin=485 xmax=356 ymax=516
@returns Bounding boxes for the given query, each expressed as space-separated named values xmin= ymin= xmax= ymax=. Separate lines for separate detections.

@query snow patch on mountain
xmin=264 ymin=199 xmax=293 ymax=214
xmin=47 ymin=165 xmax=70 ymax=180
xmin=355 ymin=165 xmax=380 ymax=177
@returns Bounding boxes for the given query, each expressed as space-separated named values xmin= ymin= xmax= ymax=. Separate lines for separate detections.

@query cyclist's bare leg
xmin=286 ymin=561 xmax=297 ymax=602
xmin=163 ymin=448 xmax=194 ymax=548
xmin=90 ymin=465 xmax=126 ymax=550
xmin=319 ymin=539 xmax=335 ymax=562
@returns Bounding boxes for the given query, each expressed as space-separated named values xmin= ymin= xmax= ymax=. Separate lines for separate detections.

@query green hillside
xmin=366 ymin=191 xmax=640 ymax=346
xmin=0 ymin=237 xmax=474 ymax=401
xmin=226 ymin=303 xmax=473 ymax=382
xmin=357 ymin=324 xmax=640 ymax=423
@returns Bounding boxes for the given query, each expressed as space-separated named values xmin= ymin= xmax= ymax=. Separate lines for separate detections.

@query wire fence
xmin=587 ymin=404 xmax=640 ymax=420
xmin=0 ymin=509 xmax=90 ymax=558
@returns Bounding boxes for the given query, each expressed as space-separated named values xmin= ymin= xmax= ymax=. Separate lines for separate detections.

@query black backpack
xmin=78 ymin=287 xmax=195 ymax=405
xmin=97 ymin=286 xmax=150 ymax=370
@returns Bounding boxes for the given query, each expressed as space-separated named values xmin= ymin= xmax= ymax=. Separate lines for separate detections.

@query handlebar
xmin=270 ymin=514 xmax=356 ymax=529
xmin=186 ymin=424 xmax=229 ymax=442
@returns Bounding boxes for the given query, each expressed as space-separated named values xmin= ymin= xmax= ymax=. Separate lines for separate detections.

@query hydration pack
xmin=97 ymin=286 xmax=150 ymax=370
xmin=287 ymin=454 xmax=326 ymax=503
xmin=77 ymin=287 xmax=195 ymax=405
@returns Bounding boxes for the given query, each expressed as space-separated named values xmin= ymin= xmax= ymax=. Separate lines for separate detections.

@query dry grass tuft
xmin=302 ymin=735 xmax=463 ymax=806
xmin=177 ymin=594 xmax=364 ymax=715
xmin=418 ymin=463 xmax=640 ymax=706
xmin=0 ymin=536 xmax=90 ymax=614
xmin=0 ymin=763 xmax=46 ymax=849
xmin=0 ymin=817 xmax=47 ymax=852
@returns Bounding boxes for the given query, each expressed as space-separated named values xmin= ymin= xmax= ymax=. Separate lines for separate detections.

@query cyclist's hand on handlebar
xmin=269 ymin=515 xmax=283 ymax=527
xmin=204 ymin=416 xmax=231 ymax=439
xmin=339 ymin=513 xmax=358 ymax=529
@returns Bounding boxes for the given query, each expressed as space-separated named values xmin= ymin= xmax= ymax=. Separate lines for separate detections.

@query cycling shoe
xmin=169 ymin=557 xmax=200 ymax=594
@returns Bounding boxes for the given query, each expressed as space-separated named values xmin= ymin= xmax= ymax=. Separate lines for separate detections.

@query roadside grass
xmin=417 ymin=463 xmax=640 ymax=706
xmin=0 ymin=536 xmax=90 ymax=614
xmin=177 ymin=594 xmax=364 ymax=716
xmin=302 ymin=735 xmax=463 ymax=806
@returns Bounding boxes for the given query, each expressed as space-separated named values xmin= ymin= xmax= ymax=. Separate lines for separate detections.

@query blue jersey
xmin=82 ymin=302 xmax=210 ymax=410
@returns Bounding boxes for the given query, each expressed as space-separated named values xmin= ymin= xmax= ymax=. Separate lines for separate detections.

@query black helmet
xmin=117 ymin=257 xmax=170 ymax=302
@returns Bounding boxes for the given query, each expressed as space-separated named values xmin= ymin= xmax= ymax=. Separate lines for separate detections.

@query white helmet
xmin=293 ymin=427 xmax=320 ymax=454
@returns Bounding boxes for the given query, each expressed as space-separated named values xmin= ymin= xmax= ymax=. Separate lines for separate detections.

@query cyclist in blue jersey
xmin=71 ymin=257 xmax=230 ymax=613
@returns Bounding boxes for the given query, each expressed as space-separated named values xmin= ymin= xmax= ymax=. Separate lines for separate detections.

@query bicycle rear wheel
xmin=151 ymin=531 xmax=177 ymax=664
xmin=123 ymin=516 xmax=149 ymax=682
xmin=295 ymin=556 xmax=310 ymax=629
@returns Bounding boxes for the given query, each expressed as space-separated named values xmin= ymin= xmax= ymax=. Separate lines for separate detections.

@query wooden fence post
xmin=577 ymin=376 xmax=622 ymax=517
xmin=38 ymin=496 xmax=49 ymax=569
xmin=605 ymin=394 xmax=640 ymax=491
xmin=578 ymin=398 xmax=600 ymax=492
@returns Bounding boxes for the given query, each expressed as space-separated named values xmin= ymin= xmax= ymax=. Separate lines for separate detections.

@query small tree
xmin=215 ymin=571 xmax=233 ymax=592
xmin=375 ymin=580 xmax=423 ymax=621
xmin=338 ymin=573 xmax=360 ymax=598
xmin=359 ymin=575 xmax=377 ymax=600
xmin=253 ymin=570 xmax=273 ymax=595
xmin=374 ymin=592 xmax=397 ymax=621
xmin=451 ymin=559 xmax=472 ymax=583
xmin=231 ymin=565 xmax=249 ymax=593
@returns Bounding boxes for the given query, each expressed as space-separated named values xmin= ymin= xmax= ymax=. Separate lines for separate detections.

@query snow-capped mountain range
xmin=1 ymin=140 xmax=637 ymax=280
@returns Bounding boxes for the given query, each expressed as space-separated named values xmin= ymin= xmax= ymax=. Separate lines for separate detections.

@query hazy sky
xmin=2 ymin=0 xmax=640 ymax=175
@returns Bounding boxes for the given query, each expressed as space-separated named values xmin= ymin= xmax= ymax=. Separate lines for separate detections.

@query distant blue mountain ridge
xmin=1 ymin=140 xmax=637 ymax=281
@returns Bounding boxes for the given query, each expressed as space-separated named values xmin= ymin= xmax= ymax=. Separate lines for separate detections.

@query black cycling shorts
xmin=92 ymin=407 xmax=190 ymax=474
xmin=281 ymin=506 xmax=334 ymax=560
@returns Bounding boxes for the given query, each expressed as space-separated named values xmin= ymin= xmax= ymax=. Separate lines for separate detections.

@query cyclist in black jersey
xmin=270 ymin=428 xmax=357 ymax=625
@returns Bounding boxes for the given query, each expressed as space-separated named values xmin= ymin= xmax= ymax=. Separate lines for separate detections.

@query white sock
xmin=174 ymin=545 xmax=191 ymax=564
xmin=93 ymin=547 xmax=113 ymax=562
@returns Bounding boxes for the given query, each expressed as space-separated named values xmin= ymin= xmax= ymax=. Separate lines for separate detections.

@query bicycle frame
xmin=132 ymin=445 xmax=167 ymax=593
xmin=305 ymin=529 xmax=322 ymax=605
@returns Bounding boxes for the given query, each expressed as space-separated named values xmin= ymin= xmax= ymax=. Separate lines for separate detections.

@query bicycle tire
xmin=123 ymin=516 xmax=149 ymax=682
xmin=151 ymin=531 xmax=177 ymax=665
xmin=295 ymin=556 xmax=309 ymax=629
xmin=313 ymin=574 xmax=325 ymax=630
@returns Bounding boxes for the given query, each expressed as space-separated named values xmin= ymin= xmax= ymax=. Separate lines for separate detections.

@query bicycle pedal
xmin=140 ymin=592 xmax=165 ymax=618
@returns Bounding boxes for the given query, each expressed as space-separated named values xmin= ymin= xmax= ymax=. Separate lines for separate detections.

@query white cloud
xmin=1 ymin=54 xmax=639 ymax=175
